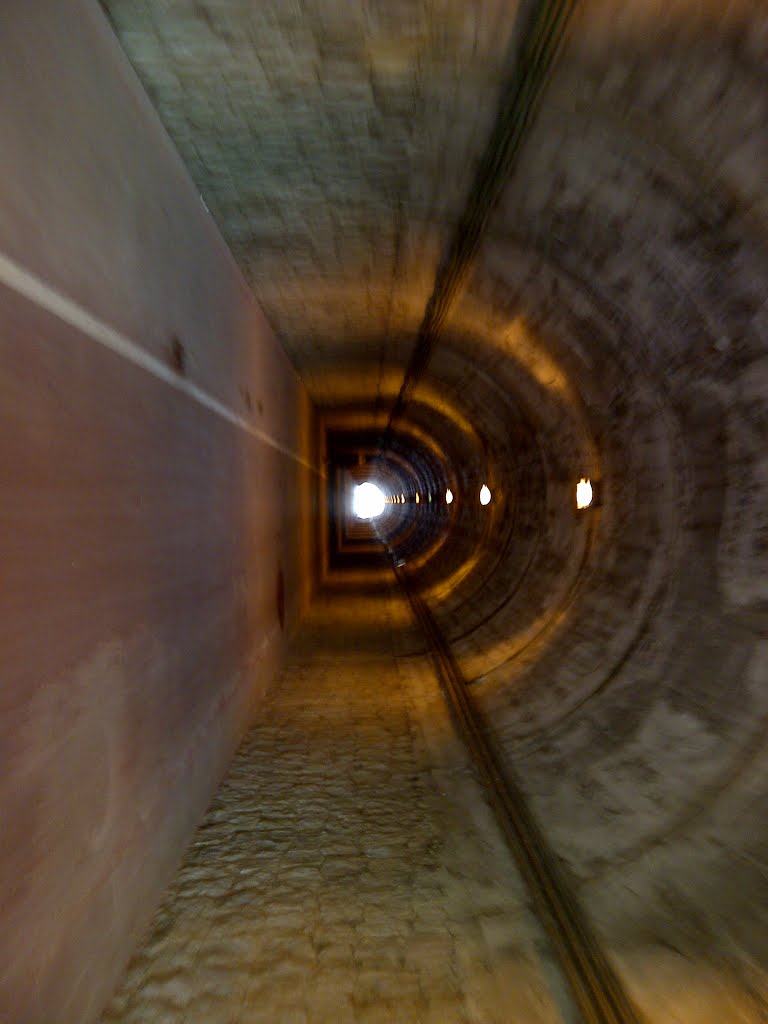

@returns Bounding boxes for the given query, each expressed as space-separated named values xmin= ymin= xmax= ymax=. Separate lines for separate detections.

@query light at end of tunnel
xmin=480 ymin=484 xmax=491 ymax=506
xmin=576 ymin=477 xmax=593 ymax=510
xmin=353 ymin=481 xmax=386 ymax=520
xmin=446 ymin=488 xmax=454 ymax=505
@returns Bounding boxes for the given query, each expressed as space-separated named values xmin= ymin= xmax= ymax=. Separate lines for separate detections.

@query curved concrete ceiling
xmin=102 ymin=0 xmax=768 ymax=1011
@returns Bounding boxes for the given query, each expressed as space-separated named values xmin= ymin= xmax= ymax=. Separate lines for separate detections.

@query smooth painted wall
xmin=0 ymin=4 xmax=317 ymax=1021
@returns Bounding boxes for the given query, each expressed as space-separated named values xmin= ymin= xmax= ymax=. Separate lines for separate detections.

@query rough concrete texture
xmin=96 ymin=0 xmax=768 ymax=1012
xmin=100 ymin=591 xmax=567 ymax=1024
xmin=98 ymin=0 xmax=525 ymax=401
xmin=4 ymin=0 xmax=768 ymax=1019
xmin=101 ymin=589 xmax=768 ymax=1022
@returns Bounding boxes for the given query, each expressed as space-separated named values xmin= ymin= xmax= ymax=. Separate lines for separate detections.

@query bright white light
xmin=446 ymin=488 xmax=454 ymax=505
xmin=576 ymin=477 xmax=593 ymax=510
xmin=480 ymin=484 xmax=491 ymax=506
xmin=353 ymin=482 xmax=386 ymax=520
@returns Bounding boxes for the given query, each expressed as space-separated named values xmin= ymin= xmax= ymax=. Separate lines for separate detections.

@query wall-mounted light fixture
xmin=446 ymin=488 xmax=454 ymax=505
xmin=576 ymin=478 xmax=593 ymax=510
xmin=480 ymin=484 xmax=491 ymax=506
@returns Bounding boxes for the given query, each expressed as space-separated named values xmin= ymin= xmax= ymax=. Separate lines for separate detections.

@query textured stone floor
xmin=100 ymin=589 xmax=567 ymax=1023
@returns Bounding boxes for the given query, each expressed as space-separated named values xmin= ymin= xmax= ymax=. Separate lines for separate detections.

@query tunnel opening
xmin=351 ymin=481 xmax=386 ymax=520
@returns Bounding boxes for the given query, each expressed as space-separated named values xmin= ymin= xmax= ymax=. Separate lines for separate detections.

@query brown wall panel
xmin=0 ymin=4 xmax=316 ymax=1021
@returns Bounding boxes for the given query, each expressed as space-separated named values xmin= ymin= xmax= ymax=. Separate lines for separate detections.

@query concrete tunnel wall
xmin=364 ymin=3 xmax=768 ymax=1009
xmin=3 ymin=0 xmax=768 ymax=1020
xmin=0 ymin=4 xmax=317 ymax=1021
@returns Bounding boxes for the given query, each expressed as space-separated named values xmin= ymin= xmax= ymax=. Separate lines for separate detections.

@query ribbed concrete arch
xmin=101 ymin=0 xmax=768 ymax=1012
xmin=2 ymin=0 xmax=768 ymax=1020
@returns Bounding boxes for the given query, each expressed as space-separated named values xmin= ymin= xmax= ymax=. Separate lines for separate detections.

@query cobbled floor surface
xmin=100 ymin=589 xmax=566 ymax=1023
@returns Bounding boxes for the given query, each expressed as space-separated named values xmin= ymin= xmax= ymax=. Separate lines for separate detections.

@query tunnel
xmin=2 ymin=1 xmax=768 ymax=1021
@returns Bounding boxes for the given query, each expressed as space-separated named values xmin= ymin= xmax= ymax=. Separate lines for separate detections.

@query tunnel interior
xmin=2 ymin=1 xmax=768 ymax=1021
